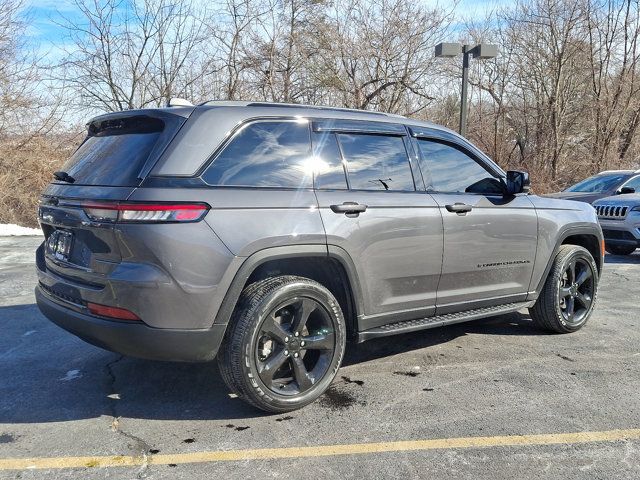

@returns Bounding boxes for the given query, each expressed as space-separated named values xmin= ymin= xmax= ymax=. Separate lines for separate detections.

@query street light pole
xmin=460 ymin=45 xmax=471 ymax=137
xmin=435 ymin=42 xmax=498 ymax=138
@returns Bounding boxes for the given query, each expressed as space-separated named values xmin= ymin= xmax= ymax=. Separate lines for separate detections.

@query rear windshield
xmin=60 ymin=114 xmax=182 ymax=186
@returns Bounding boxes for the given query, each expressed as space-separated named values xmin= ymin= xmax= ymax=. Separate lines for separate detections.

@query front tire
xmin=605 ymin=244 xmax=637 ymax=256
xmin=218 ymin=275 xmax=346 ymax=413
xmin=529 ymin=245 xmax=598 ymax=333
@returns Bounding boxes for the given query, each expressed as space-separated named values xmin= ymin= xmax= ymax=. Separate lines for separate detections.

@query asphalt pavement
xmin=1 ymin=236 xmax=639 ymax=479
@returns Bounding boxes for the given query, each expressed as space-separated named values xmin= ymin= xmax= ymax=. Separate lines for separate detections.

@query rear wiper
xmin=53 ymin=171 xmax=75 ymax=183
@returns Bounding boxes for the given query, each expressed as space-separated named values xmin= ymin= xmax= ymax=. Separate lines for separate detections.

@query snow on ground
xmin=0 ymin=224 xmax=42 ymax=236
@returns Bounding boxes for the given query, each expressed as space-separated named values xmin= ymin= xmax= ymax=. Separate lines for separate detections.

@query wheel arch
xmin=213 ymin=245 xmax=363 ymax=340
xmin=532 ymin=225 xmax=604 ymax=297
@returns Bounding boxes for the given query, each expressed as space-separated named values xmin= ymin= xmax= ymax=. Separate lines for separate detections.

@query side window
xmin=311 ymin=131 xmax=348 ymax=189
xmin=622 ymin=176 xmax=640 ymax=192
xmin=202 ymin=121 xmax=312 ymax=188
xmin=416 ymin=139 xmax=503 ymax=195
xmin=337 ymin=133 xmax=415 ymax=191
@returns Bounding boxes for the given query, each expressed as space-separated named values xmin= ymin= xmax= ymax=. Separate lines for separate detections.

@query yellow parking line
xmin=1 ymin=428 xmax=639 ymax=470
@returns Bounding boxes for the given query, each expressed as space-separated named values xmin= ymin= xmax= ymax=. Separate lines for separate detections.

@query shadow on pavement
xmin=344 ymin=312 xmax=543 ymax=366
xmin=0 ymin=304 xmax=544 ymax=424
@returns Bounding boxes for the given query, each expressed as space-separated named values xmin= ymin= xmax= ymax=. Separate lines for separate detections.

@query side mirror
xmin=618 ymin=186 xmax=636 ymax=195
xmin=505 ymin=170 xmax=530 ymax=195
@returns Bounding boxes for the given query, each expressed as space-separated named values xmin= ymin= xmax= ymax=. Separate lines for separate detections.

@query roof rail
xmin=598 ymin=169 xmax=635 ymax=174
xmin=167 ymin=97 xmax=193 ymax=107
xmin=199 ymin=100 xmax=255 ymax=107
xmin=200 ymin=100 xmax=406 ymax=119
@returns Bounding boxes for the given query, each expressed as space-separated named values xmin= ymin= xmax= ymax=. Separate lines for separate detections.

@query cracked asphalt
xmin=1 ymin=236 xmax=640 ymax=479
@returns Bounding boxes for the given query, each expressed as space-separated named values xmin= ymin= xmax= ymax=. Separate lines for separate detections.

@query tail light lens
xmin=82 ymin=202 xmax=210 ymax=223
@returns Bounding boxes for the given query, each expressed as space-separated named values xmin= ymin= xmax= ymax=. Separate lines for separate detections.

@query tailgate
xmin=38 ymin=184 xmax=135 ymax=279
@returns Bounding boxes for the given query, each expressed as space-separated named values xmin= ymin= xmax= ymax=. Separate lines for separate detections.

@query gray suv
xmin=36 ymin=101 xmax=604 ymax=412
xmin=593 ymin=194 xmax=640 ymax=255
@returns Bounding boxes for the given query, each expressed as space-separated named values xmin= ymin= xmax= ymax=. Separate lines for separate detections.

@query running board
xmin=357 ymin=301 xmax=533 ymax=342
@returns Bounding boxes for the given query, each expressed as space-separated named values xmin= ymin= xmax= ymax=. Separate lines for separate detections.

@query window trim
xmin=334 ymin=131 xmax=418 ymax=193
xmin=411 ymin=131 xmax=506 ymax=196
xmin=198 ymin=117 xmax=314 ymax=190
xmin=312 ymin=119 xmax=407 ymax=136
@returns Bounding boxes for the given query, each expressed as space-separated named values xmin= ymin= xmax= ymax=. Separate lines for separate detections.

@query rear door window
xmin=61 ymin=115 xmax=182 ymax=187
xmin=202 ymin=121 xmax=312 ymax=188
xmin=336 ymin=134 xmax=415 ymax=191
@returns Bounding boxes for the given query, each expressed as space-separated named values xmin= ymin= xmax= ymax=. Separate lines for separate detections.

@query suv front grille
xmin=595 ymin=204 xmax=628 ymax=220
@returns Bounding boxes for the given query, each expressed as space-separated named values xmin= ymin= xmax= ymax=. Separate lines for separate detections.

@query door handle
xmin=330 ymin=202 xmax=368 ymax=217
xmin=445 ymin=203 xmax=473 ymax=214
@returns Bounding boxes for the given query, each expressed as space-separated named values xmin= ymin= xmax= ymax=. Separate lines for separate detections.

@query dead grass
xmin=0 ymin=136 xmax=77 ymax=228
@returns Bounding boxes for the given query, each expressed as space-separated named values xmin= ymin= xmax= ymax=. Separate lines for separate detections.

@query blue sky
xmin=24 ymin=0 xmax=507 ymax=61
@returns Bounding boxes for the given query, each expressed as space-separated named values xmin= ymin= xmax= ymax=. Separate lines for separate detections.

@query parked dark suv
xmin=36 ymin=101 xmax=604 ymax=412
xmin=546 ymin=169 xmax=640 ymax=204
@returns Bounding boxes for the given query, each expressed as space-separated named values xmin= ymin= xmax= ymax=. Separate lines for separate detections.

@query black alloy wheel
xmin=557 ymin=257 xmax=595 ymax=326
xmin=529 ymin=245 xmax=599 ymax=333
xmin=218 ymin=276 xmax=346 ymax=412
xmin=255 ymin=296 xmax=335 ymax=395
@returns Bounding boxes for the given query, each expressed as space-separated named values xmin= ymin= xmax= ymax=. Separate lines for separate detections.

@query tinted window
xmin=620 ymin=175 xmax=640 ymax=192
xmin=203 ymin=121 xmax=312 ymax=188
xmin=61 ymin=115 xmax=178 ymax=187
xmin=337 ymin=134 xmax=414 ymax=191
xmin=565 ymin=173 xmax=629 ymax=193
xmin=416 ymin=139 xmax=502 ymax=194
xmin=311 ymin=131 xmax=347 ymax=189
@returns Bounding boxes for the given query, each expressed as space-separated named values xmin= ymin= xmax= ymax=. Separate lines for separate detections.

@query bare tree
xmin=315 ymin=0 xmax=456 ymax=114
xmin=586 ymin=0 xmax=640 ymax=168
xmin=0 ymin=0 xmax=62 ymax=136
xmin=55 ymin=0 xmax=211 ymax=111
xmin=207 ymin=0 xmax=271 ymax=100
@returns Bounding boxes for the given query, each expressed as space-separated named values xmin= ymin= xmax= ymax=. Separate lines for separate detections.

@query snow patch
xmin=0 ymin=224 xmax=42 ymax=236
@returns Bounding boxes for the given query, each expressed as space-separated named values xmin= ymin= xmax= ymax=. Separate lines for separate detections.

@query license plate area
xmin=45 ymin=230 xmax=74 ymax=262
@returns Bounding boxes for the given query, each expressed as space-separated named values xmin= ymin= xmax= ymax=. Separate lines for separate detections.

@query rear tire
xmin=218 ymin=275 xmax=346 ymax=413
xmin=605 ymin=244 xmax=637 ymax=256
xmin=529 ymin=245 xmax=598 ymax=333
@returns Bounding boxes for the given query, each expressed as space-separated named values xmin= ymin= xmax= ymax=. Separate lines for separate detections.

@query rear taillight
xmin=82 ymin=202 xmax=210 ymax=223
xmin=87 ymin=302 xmax=141 ymax=321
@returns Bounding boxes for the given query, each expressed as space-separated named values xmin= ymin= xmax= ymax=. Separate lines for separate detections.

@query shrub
xmin=0 ymin=136 xmax=77 ymax=228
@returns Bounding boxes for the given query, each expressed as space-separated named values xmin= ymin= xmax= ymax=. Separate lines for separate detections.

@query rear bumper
xmin=36 ymin=286 xmax=227 ymax=362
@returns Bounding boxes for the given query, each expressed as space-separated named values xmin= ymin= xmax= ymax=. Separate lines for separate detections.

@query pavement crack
xmin=105 ymin=355 xmax=124 ymax=417
xmin=611 ymin=271 xmax=631 ymax=282
xmin=105 ymin=355 xmax=150 ymax=478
